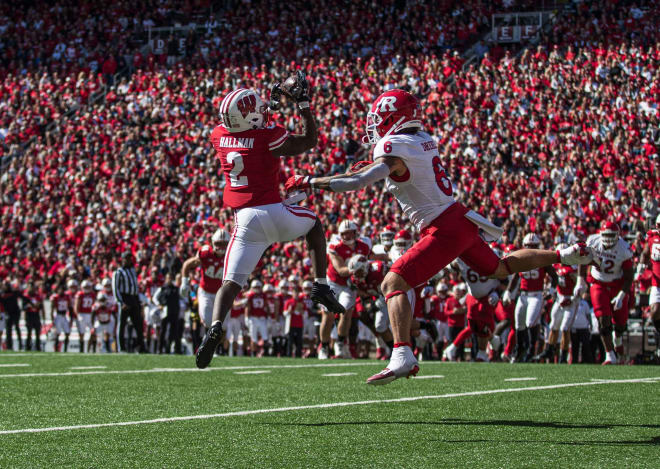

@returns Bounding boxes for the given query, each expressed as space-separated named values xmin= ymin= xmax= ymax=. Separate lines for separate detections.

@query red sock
xmin=504 ymin=328 xmax=516 ymax=356
xmin=453 ymin=327 xmax=472 ymax=347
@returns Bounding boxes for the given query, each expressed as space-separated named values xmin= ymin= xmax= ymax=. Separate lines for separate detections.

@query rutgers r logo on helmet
xmin=364 ymin=89 xmax=422 ymax=145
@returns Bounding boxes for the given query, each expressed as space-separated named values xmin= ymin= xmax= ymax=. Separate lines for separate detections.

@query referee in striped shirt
xmin=112 ymin=251 xmax=146 ymax=353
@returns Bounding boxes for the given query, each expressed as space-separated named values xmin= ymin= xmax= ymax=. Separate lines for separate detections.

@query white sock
xmin=607 ymin=350 xmax=617 ymax=361
xmin=315 ymin=278 xmax=328 ymax=285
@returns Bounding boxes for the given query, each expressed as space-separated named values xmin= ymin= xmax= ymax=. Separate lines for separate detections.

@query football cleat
xmin=196 ymin=321 xmax=223 ymax=369
xmin=318 ymin=347 xmax=330 ymax=360
xmin=311 ymin=282 xmax=345 ymax=315
xmin=558 ymin=243 xmax=595 ymax=266
xmin=367 ymin=346 xmax=419 ymax=385
xmin=602 ymin=358 xmax=617 ymax=365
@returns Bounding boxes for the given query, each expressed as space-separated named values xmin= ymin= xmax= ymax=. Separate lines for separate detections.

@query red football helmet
xmin=365 ymin=89 xmax=422 ymax=144
xmin=600 ymin=221 xmax=619 ymax=249
xmin=393 ymin=230 xmax=413 ymax=249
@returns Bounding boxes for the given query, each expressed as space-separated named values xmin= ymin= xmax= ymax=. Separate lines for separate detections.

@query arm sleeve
xmin=112 ymin=271 xmax=124 ymax=305
xmin=325 ymin=162 xmax=390 ymax=192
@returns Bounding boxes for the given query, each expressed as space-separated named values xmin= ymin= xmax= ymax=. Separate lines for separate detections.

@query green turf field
xmin=0 ymin=352 xmax=658 ymax=468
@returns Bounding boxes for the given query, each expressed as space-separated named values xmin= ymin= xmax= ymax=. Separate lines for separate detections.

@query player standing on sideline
xmin=49 ymin=283 xmax=72 ymax=352
xmin=639 ymin=215 xmax=660 ymax=339
xmin=285 ymin=89 xmax=595 ymax=384
xmin=577 ymin=221 xmax=634 ymax=364
xmin=180 ymin=229 xmax=230 ymax=337
xmin=73 ymin=280 xmax=96 ymax=353
xmin=91 ymin=293 xmax=115 ymax=353
xmin=195 ymin=72 xmax=344 ymax=369
xmin=503 ymin=233 xmax=558 ymax=363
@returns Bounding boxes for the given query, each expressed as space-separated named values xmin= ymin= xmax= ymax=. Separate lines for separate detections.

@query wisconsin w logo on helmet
xmin=236 ymin=94 xmax=257 ymax=118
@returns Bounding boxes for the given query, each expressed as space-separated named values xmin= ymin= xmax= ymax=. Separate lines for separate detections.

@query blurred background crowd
xmin=0 ymin=0 xmax=658 ymax=361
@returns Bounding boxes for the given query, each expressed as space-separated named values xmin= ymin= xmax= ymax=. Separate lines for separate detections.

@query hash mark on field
xmin=234 ymin=370 xmax=271 ymax=375
xmin=504 ymin=377 xmax=537 ymax=382
xmin=322 ymin=373 xmax=357 ymax=377
xmin=415 ymin=375 xmax=445 ymax=379
xmin=2 ymin=377 xmax=657 ymax=435
xmin=69 ymin=366 xmax=107 ymax=370
xmin=0 ymin=364 xmax=30 ymax=368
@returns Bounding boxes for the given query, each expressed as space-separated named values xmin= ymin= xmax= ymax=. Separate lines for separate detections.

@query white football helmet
xmin=600 ymin=221 xmax=619 ymax=249
xmin=67 ymin=279 xmax=78 ymax=289
xmin=359 ymin=236 xmax=373 ymax=251
xmin=302 ymin=280 xmax=313 ymax=291
xmin=379 ymin=225 xmax=395 ymax=247
xmin=212 ymin=229 xmax=230 ymax=255
xmin=656 ymin=213 xmax=660 ymax=229
xmin=81 ymin=280 xmax=93 ymax=292
xmin=277 ymin=280 xmax=290 ymax=293
xmin=436 ymin=282 xmax=449 ymax=295
xmin=250 ymin=279 xmax=263 ymax=291
xmin=263 ymin=283 xmax=275 ymax=294
xmin=219 ymin=88 xmax=269 ymax=133
xmin=522 ymin=233 xmax=541 ymax=248
xmin=101 ymin=278 xmax=112 ymax=288
xmin=338 ymin=220 xmax=358 ymax=246
xmin=453 ymin=283 xmax=467 ymax=295
xmin=556 ymin=243 xmax=568 ymax=251
xmin=96 ymin=292 xmax=106 ymax=302
xmin=347 ymin=254 xmax=369 ymax=276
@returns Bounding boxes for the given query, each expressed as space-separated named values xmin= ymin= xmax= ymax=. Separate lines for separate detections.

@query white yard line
xmin=69 ymin=366 xmax=107 ymax=370
xmin=504 ymin=377 xmax=537 ymax=382
xmin=0 ymin=364 xmax=30 ymax=368
xmin=415 ymin=375 xmax=445 ymax=379
xmin=322 ymin=373 xmax=357 ymax=377
xmin=234 ymin=370 xmax=271 ymax=375
xmin=0 ymin=362 xmax=399 ymax=379
xmin=0 ymin=377 xmax=658 ymax=435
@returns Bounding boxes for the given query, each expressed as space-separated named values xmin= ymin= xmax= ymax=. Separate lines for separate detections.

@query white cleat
xmin=442 ymin=344 xmax=457 ymax=362
xmin=318 ymin=348 xmax=329 ymax=360
xmin=558 ymin=243 xmax=595 ymax=266
xmin=367 ymin=346 xmax=419 ymax=385
xmin=475 ymin=350 xmax=490 ymax=362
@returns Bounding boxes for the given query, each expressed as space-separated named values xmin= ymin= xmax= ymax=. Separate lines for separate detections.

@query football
xmin=281 ymin=74 xmax=301 ymax=97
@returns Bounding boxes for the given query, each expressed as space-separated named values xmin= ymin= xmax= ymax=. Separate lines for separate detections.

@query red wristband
xmin=394 ymin=342 xmax=412 ymax=348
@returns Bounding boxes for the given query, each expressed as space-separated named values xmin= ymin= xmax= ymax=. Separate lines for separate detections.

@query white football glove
xmin=573 ymin=276 xmax=587 ymax=297
xmin=611 ymin=291 xmax=626 ymax=311
xmin=502 ymin=290 xmax=512 ymax=305
xmin=179 ymin=277 xmax=191 ymax=297
xmin=634 ymin=263 xmax=645 ymax=281
xmin=487 ymin=291 xmax=499 ymax=306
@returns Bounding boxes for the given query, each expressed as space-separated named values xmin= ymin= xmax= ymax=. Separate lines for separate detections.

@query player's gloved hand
xmin=611 ymin=290 xmax=626 ymax=310
xmin=573 ymin=276 xmax=587 ymax=297
xmin=289 ymin=70 xmax=310 ymax=103
xmin=487 ymin=291 xmax=499 ymax=306
xmin=560 ymin=295 xmax=572 ymax=307
xmin=634 ymin=263 xmax=645 ymax=281
xmin=179 ymin=277 xmax=191 ymax=298
xmin=502 ymin=290 xmax=512 ymax=305
xmin=349 ymin=160 xmax=374 ymax=173
xmin=285 ymin=175 xmax=311 ymax=194
xmin=269 ymin=82 xmax=283 ymax=111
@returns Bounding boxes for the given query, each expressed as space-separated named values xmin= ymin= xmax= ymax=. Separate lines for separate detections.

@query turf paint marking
xmin=1 ymin=377 xmax=658 ymax=435
xmin=0 ymin=362 xmax=403 ymax=379
xmin=322 ymin=373 xmax=357 ymax=377
xmin=234 ymin=370 xmax=271 ymax=375
xmin=0 ymin=364 xmax=30 ymax=368
xmin=69 ymin=366 xmax=107 ymax=370
xmin=504 ymin=377 xmax=537 ymax=382
xmin=415 ymin=375 xmax=445 ymax=380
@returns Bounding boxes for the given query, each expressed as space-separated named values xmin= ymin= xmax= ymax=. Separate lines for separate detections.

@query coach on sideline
xmin=112 ymin=252 xmax=146 ymax=353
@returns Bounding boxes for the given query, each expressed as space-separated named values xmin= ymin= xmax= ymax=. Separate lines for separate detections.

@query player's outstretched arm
xmin=285 ymin=156 xmax=406 ymax=194
xmin=271 ymin=72 xmax=317 ymax=156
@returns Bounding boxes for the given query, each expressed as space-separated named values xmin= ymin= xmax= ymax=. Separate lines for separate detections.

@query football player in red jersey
xmin=91 ymin=293 xmax=115 ymax=353
xmin=50 ymin=283 xmax=72 ymax=352
xmin=286 ymin=89 xmax=594 ymax=384
xmin=319 ymin=220 xmax=371 ymax=359
xmin=639 ymin=214 xmax=660 ymax=337
xmin=180 ymin=229 xmax=230 ymax=334
xmin=225 ymin=289 xmax=246 ymax=356
xmin=579 ymin=221 xmax=635 ymax=364
xmin=73 ymin=280 xmax=96 ymax=353
xmin=246 ymin=279 xmax=269 ymax=357
xmin=503 ymin=234 xmax=558 ymax=363
xmin=196 ymin=73 xmax=344 ymax=369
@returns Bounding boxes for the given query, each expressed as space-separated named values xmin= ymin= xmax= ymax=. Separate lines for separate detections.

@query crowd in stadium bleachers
xmin=0 ymin=0 xmax=658 ymax=363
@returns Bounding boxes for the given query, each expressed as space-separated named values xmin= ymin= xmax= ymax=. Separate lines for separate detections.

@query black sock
xmin=653 ymin=319 xmax=660 ymax=335
xmin=322 ymin=341 xmax=330 ymax=351
xmin=337 ymin=335 xmax=346 ymax=343
xmin=105 ymin=339 xmax=111 ymax=352
xmin=55 ymin=338 xmax=60 ymax=352
xmin=64 ymin=336 xmax=69 ymax=352
xmin=386 ymin=340 xmax=394 ymax=350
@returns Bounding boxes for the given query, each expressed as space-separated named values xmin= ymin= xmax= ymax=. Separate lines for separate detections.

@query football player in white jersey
xmin=577 ymin=221 xmax=634 ymax=364
xmin=286 ymin=89 xmax=595 ymax=385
